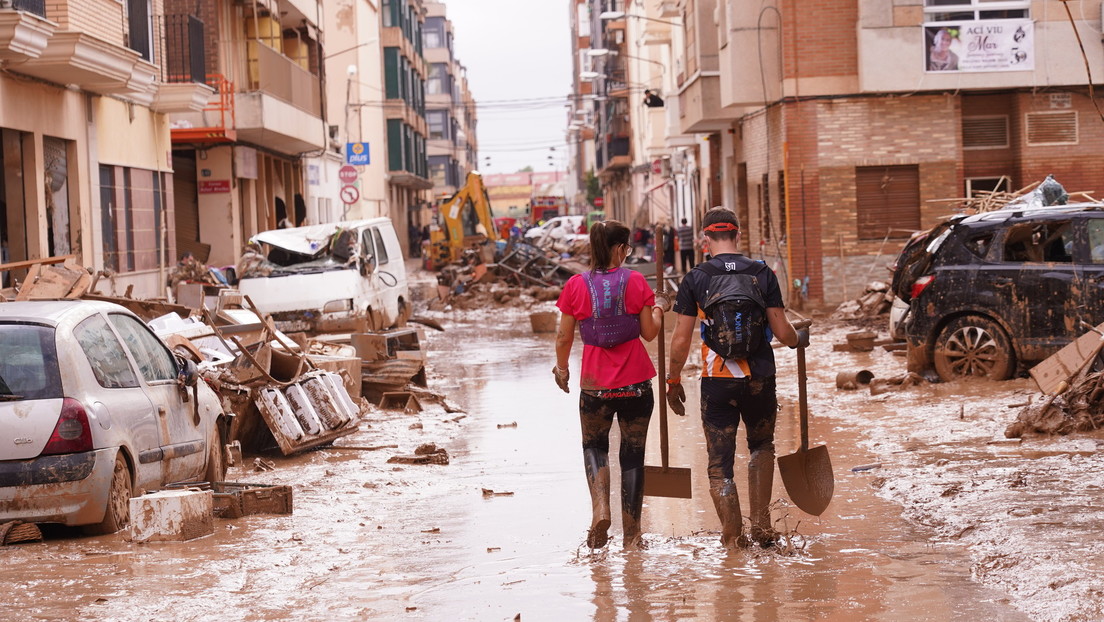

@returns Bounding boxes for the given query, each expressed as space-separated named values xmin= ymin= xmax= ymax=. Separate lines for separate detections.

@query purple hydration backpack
xmin=579 ymin=268 xmax=640 ymax=348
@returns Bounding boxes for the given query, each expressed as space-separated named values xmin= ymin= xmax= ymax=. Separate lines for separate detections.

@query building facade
xmin=579 ymin=0 xmax=1104 ymax=305
xmin=424 ymin=1 xmax=478 ymax=202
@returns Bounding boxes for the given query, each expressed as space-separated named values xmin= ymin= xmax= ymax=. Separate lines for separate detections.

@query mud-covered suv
xmin=898 ymin=203 xmax=1104 ymax=381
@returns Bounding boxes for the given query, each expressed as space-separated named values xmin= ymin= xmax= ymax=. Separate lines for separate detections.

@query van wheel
xmin=85 ymin=455 xmax=132 ymax=535
xmin=203 ymin=422 xmax=227 ymax=483
xmin=397 ymin=299 xmax=410 ymax=327
xmin=934 ymin=315 xmax=1014 ymax=381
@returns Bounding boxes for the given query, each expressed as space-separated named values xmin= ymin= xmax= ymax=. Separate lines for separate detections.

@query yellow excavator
xmin=427 ymin=171 xmax=498 ymax=269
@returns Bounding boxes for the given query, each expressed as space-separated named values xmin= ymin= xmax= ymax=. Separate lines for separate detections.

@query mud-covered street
xmin=6 ymin=298 xmax=1104 ymax=621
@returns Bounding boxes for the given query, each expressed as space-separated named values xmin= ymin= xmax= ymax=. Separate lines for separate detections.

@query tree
xmin=585 ymin=170 xmax=601 ymax=206
xmin=517 ymin=165 xmax=534 ymax=173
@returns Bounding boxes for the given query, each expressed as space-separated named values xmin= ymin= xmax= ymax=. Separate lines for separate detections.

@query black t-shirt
xmin=673 ymin=253 xmax=785 ymax=377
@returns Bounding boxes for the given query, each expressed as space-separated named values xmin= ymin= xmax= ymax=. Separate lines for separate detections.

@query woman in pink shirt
xmin=553 ymin=220 xmax=671 ymax=549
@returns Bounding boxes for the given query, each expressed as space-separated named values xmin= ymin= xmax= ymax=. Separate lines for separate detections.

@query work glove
xmin=553 ymin=366 xmax=570 ymax=393
xmin=790 ymin=328 xmax=810 ymax=349
xmin=666 ymin=381 xmax=686 ymax=416
xmin=653 ymin=288 xmax=674 ymax=313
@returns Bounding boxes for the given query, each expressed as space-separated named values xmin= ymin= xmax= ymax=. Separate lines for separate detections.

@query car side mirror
xmin=176 ymin=355 xmax=199 ymax=388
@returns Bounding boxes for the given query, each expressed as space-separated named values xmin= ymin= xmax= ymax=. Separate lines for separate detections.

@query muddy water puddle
xmin=0 ymin=313 xmax=1037 ymax=621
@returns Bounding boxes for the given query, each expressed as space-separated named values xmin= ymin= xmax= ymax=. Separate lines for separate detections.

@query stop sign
xmin=338 ymin=165 xmax=359 ymax=184
xmin=594 ymin=197 xmax=605 ymax=208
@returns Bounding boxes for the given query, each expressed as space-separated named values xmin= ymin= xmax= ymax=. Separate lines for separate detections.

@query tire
xmin=203 ymin=422 xmax=227 ymax=484
xmin=933 ymin=315 xmax=1014 ymax=381
xmin=85 ymin=454 xmax=132 ymax=535
xmin=396 ymin=299 xmax=410 ymax=328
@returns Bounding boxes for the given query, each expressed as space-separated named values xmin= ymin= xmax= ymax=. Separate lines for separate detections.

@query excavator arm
xmin=429 ymin=171 xmax=497 ymax=268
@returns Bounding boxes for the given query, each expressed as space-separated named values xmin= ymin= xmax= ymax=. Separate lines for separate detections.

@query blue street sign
xmin=346 ymin=142 xmax=370 ymax=165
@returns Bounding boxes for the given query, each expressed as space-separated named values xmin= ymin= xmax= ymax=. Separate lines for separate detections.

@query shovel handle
xmin=797 ymin=344 xmax=809 ymax=452
xmin=655 ymin=226 xmax=670 ymax=468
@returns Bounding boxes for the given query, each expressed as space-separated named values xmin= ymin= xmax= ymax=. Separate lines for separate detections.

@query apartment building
xmin=0 ymin=0 xmax=212 ymax=296
xmin=381 ymin=0 xmax=431 ymax=257
xmin=582 ymin=0 xmax=1104 ymax=305
xmin=424 ymin=1 xmax=478 ymax=201
xmin=166 ymin=0 xmax=327 ymax=270
xmin=569 ymin=0 xmax=696 ymax=229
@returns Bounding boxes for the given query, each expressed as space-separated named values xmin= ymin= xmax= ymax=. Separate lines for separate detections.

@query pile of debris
xmin=1005 ymin=370 xmax=1104 ymax=437
xmin=831 ymin=281 xmax=891 ymax=320
xmin=930 ymin=174 xmax=1095 ymax=214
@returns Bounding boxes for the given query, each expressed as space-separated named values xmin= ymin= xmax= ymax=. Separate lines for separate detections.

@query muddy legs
xmin=621 ymin=467 xmax=645 ymax=549
xmin=747 ymin=448 xmax=777 ymax=547
xmin=709 ymin=478 xmax=743 ymax=550
xmin=584 ymin=449 xmax=612 ymax=549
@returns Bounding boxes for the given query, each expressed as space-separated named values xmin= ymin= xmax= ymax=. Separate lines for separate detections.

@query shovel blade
xmin=777 ymin=444 xmax=834 ymax=516
xmin=643 ymin=466 xmax=693 ymax=499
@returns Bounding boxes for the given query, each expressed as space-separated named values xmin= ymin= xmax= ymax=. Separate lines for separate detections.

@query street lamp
xmin=598 ymin=10 xmax=680 ymax=26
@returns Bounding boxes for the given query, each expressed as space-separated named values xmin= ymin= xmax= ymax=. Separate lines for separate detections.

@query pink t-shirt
xmin=555 ymin=269 xmax=657 ymax=391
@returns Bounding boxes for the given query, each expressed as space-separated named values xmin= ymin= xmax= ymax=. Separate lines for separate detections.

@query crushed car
xmin=896 ymin=194 xmax=1104 ymax=381
xmin=237 ymin=218 xmax=410 ymax=333
xmin=0 ymin=300 xmax=229 ymax=534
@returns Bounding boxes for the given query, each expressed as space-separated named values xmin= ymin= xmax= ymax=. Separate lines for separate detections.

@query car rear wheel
xmin=85 ymin=455 xmax=132 ymax=535
xmin=934 ymin=315 xmax=1014 ymax=381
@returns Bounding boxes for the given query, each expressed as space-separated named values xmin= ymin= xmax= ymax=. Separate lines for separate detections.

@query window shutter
xmin=856 ymin=166 xmax=921 ymax=240
xmin=962 ymin=116 xmax=1009 ymax=149
xmin=1026 ymin=111 xmax=1078 ymax=145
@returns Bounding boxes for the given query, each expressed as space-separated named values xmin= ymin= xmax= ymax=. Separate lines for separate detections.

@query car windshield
xmin=0 ymin=324 xmax=63 ymax=400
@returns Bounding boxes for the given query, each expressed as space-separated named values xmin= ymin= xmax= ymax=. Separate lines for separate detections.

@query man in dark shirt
xmin=665 ymin=207 xmax=807 ymax=549
xmin=676 ymin=218 xmax=694 ymax=274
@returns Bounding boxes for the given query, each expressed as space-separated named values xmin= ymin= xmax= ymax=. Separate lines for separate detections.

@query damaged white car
xmin=237 ymin=218 xmax=410 ymax=333
xmin=0 ymin=300 xmax=228 ymax=534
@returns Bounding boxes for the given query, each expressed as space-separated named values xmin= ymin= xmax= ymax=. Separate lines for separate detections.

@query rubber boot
xmin=584 ymin=449 xmax=612 ymax=548
xmin=748 ymin=449 xmax=778 ymax=547
xmin=709 ymin=478 xmax=743 ymax=550
xmin=620 ymin=467 xmax=645 ymax=549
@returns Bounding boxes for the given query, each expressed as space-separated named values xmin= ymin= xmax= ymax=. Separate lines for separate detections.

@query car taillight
xmin=41 ymin=398 xmax=93 ymax=455
xmin=911 ymin=274 xmax=935 ymax=299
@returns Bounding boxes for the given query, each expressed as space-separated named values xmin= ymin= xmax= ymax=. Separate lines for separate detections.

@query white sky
xmin=439 ymin=0 xmax=573 ymax=174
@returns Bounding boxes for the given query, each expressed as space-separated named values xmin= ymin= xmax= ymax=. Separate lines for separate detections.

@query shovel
xmin=644 ymin=227 xmax=693 ymax=499
xmin=778 ymin=323 xmax=834 ymax=516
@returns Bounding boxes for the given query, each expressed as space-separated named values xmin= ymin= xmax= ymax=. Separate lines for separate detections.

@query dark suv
xmin=896 ymin=203 xmax=1104 ymax=381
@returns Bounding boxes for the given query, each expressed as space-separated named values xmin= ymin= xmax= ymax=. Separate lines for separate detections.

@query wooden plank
xmin=1029 ymin=322 xmax=1104 ymax=395
xmin=0 ymin=255 xmax=76 ymax=273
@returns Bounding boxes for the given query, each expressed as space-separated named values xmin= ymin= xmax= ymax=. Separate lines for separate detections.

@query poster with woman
xmin=924 ymin=21 xmax=1033 ymax=73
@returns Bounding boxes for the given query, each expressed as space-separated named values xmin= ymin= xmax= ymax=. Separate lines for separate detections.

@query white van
xmin=237 ymin=218 xmax=409 ymax=332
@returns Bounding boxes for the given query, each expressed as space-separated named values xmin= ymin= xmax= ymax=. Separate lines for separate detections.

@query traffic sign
xmin=593 ymin=196 xmax=605 ymax=207
xmin=346 ymin=142 xmax=370 ymax=165
xmin=338 ymin=165 xmax=358 ymax=184
xmin=340 ymin=185 xmax=360 ymax=205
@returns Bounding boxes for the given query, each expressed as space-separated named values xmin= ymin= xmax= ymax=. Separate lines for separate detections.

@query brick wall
xmin=62 ymin=0 xmax=126 ymax=48
xmin=782 ymin=0 xmax=859 ymax=79
xmin=1015 ymin=91 xmax=1104 ymax=196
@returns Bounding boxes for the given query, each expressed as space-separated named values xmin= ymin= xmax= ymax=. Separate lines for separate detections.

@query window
xmin=0 ymin=325 xmax=61 ymax=399
xmin=427 ymin=63 xmax=448 ymax=95
xmin=966 ymin=177 xmax=1011 ymax=197
xmin=855 ymin=165 xmax=921 ymax=240
xmin=75 ymin=314 xmax=139 ymax=389
xmin=682 ymin=0 xmax=697 ymax=77
xmin=429 ymin=155 xmax=449 ymax=187
xmin=427 ymin=110 xmax=448 ymax=140
xmin=1002 ymin=221 xmax=1073 ymax=263
xmin=1089 ymin=219 xmax=1104 ymax=264
xmin=924 ymin=0 xmax=1029 ymax=22
xmin=372 ymin=228 xmax=390 ymax=265
xmin=109 ymin=314 xmax=177 ymax=383
xmin=424 ymin=17 xmax=445 ymax=49
xmin=962 ymin=116 xmax=1009 ymax=149
xmin=99 ymin=165 xmax=167 ymax=273
xmin=360 ymin=229 xmax=377 ymax=272
xmin=964 ymin=232 xmax=995 ymax=259
xmin=1026 ymin=111 xmax=1078 ymax=146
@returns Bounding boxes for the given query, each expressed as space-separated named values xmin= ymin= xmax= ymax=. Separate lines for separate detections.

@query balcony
xmin=152 ymin=14 xmax=214 ymax=114
xmin=247 ymin=41 xmax=321 ymax=116
xmin=0 ymin=1 xmax=54 ymax=63
xmin=12 ymin=31 xmax=158 ymax=103
xmin=598 ymin=136 xmax=631 ymax=174
xmin=677 ymin=73 xmax=735 ymax=134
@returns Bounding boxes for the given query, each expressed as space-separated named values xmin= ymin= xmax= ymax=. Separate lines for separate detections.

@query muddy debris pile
xmin=432 ymin=281 xmax=563 ymax=311
xmin=1006 ymin=370 xmax=1104 ymax=437
xmin=429 ymin=239 xmax=583 ymax=310
xmin=830 ymin=281 xmax=892 ymax=320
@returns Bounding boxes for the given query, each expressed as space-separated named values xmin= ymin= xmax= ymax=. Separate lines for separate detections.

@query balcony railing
xmin=247 ymin=41 xmax=321 ymax=116
xmin=159 ymin=14 xmax=205 ymax=84
xmin=8 ymin=0 xmax=46 ymax=19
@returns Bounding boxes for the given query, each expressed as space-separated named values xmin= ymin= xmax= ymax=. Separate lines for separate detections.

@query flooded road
xmin=2 ymin=308 xmax=1090 ymax=621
